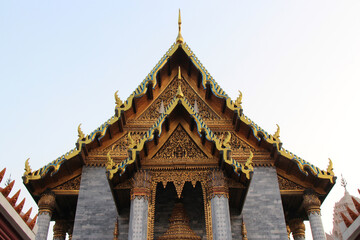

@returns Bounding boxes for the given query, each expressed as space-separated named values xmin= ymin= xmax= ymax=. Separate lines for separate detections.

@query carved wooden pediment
xmin=138 ymin=78 xmax=220 ymax=121
xmin=151 ymin=124 xmax=209 ymax=162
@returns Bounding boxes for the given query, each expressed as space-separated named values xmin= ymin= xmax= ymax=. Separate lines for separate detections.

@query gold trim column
xmin=129 ymin=171 xmax=151 ymax=240
xmin=208 ymin=170 xmax=232 ymax=240
xmin=36 ymin=192 xmax=56 ymax=240
xmin=289 ymin=218 xmax=306 ymax=240
xmin=303 ymin=191 xmax=325 ymax=240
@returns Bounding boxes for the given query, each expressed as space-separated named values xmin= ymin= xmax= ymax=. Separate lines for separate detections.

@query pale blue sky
xmin=1 ymin=1 xmax=360 ymax=239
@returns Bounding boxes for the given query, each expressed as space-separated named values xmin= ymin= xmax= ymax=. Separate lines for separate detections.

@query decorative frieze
xmin=38 ymin=192 xmax=56 ymax=215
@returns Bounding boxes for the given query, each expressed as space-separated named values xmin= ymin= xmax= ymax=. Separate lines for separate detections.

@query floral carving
xmin=277 ymin=175 xmax=304 ymax=191
xmin=53 ymin=175 xmax=81 ymax=191
xmin=152 ymin=125 xmax=208 ymax=160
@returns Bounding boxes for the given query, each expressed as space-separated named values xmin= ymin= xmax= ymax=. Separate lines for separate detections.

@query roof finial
xmin=341 ymin=174 xmax=347 ymax=191
xmin=176 ymin=9 xmax=184 ymax=44
xmin=176 ymin=83 xmax=184 ymax=98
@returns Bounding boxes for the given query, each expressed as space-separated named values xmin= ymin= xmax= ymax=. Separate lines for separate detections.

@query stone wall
xmin=153 ymin=182 xmax=207 ymax=239
xmin=72 ymin=166 xmax=118 ymax=239
xmin=242 ymin=167 xmax=288 ymax=240
xmin=230 ymin=208 xmax=243 ymax=240
xmin=118 ymin=207 xmax=129 ymax=240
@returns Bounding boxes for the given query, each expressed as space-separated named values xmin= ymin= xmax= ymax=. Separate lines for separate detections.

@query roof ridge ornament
xmin=24 ymin=158 xmax=31 ymax=176
xmin=77 ymin=124 xmax=85 ymax=140
xmin=176 ymin=9 xmax=184 ymax=44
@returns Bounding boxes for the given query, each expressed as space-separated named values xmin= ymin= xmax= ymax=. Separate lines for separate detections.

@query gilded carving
xmin=277 ymin=175 xmax=304 ymax=191
xmin=53 ymin=175 xmax=81 ymax=191
xmin=139 ymin=78 xmax=220 ymax=121
xmin=152 ymin=125 xmax=208 ymax=161
xmin=215 ymin=131 xmax=255 ymax=153
xmin=131 ymin=170 xmax=151 ymax=200
xmin=148 ymin=170 xmax=213 ymax=240
xmin=208 ymin=170 xmax=229 ymax=199
xmin=38 ymin=192 xmax=56 ymax=214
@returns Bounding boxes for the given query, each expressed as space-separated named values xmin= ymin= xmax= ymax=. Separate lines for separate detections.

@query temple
xmin=23 ymin=11 xmax=335 ymax=240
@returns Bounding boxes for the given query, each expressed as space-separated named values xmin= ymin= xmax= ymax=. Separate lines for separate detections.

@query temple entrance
xmin=154 ymin=182 xmax=206 ymax=239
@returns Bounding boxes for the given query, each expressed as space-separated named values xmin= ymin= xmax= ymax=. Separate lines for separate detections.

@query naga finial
xmin=327 ymin=158 xmax=334 ymax=175
xmin=245 ymin=150 xmax=254 ymax=169
xmin=273 ymin=124 xmax=280 ymax=140
xmin=222 ymin=131 xmax=231 ymax=148
xmin=24 ymin=158 xmax=32 ymax=176
xmin=176 ymin=9 xmax=184 ymax=44
xmin=106 ymin=146 xmax=116 ymax=171
xmin=78 ymin=124 xmax=85 ymax=139
xmin=176 ymin=83 xmax=184 ymax=98
xmin=235 ymin=90 xmax=242 ymax=107
xmin=115 ymin=90 xmax=123 ymax=108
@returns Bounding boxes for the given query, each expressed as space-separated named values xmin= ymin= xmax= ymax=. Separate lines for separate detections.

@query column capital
xmin=53 ymin=220 xmax=68 ymax=239
xmin=289 ymin=218 xmax=305 ymax=238
xmin=208 ymin=169 xmax=228 ymax=199
xmin=303 ymin=191 xmax=321 ymax=215
xmin=131 ymin=170 xmax=151 ymax=200
xmin=38 ymin=191 xmax=56 ymax=215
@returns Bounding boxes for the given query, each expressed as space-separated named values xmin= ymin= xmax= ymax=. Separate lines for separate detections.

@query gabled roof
xmin=106 ymin=86 xmax=254 ymax=180
xmin=23 ymin=38 xmax=335 ymax=186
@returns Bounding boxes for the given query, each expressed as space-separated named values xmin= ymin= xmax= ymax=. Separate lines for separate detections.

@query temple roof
xmin=23 ymin=14 xmax=335 ymax=195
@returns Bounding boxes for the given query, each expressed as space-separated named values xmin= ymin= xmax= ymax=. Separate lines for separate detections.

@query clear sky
xmin=1 ymin=1 xmax=360 ymax=239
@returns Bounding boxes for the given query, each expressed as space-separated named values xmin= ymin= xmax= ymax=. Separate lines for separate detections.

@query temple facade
xmin=23 ymin=12 xmax=335 ymax=240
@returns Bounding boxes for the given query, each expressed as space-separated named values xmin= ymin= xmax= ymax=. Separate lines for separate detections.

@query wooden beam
xmin=165 ymin=117 xmax=170 ymax=131
xmin=205 ymin=82 xmax=212 ymax=99
xmin=147 ymin=82 xmax=153 ymax=100
xmin=121 ymin=111 xmax=126 ymax=126
xmin=132 ymin=98 xmax=137 ymax=113
xmin=167 ymin=59 xmax=171 ymax=76
xmin=117 ymin=117 xmax=124 ymax=132
xmin=235 ymin=118 xmax=241 ymax=132
xmin=96 ymin=135 xmax=101 ymax=147
xmin=211 ymin=142 xmax=216 ymax=155
xmin=144 ymin=142 xmax=148 ymax=157
xmin=246 ymin=128 xmax=252 ymax=139
xmin=108 ymin=127 xmax=113 ymax=139
xmin=201 ymin=130 xmax=206 ymax=145
xmin=197 ymin=72 xmax=202 ymax=88
xmin=157 ymin=71 xmax=162 ymax=88
xmin=154 ymin=130 xmax=159 ymax=145
xmin=190 ymin=119 xmax=195 ymax=132
xmin=188 ymin=59 xmax=192 ymax=76
xmin=221 ymin=99 xmax=226 ymax=113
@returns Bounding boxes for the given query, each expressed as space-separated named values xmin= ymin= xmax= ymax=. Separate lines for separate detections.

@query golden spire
xmin=176 ymin=9 xmax=184 ymax=44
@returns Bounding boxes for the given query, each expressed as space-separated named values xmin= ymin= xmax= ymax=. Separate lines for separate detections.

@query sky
xmin=1 ymin=1 xmax=360 ymax=239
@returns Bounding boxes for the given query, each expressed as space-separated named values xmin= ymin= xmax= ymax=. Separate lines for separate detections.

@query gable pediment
xmin=138 ymin=77 xmax=220 ymax=122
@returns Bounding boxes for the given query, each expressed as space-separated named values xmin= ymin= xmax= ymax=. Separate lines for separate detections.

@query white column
xmin=303 ymin=191 xmax=325 ymax=240
xmin=209 ymin=170 xmax=232 ymax=240
xmin=36 ymin=192 xmax=56 ymax=240
xmin=128 ymin=171 xmax=151 ymax=240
